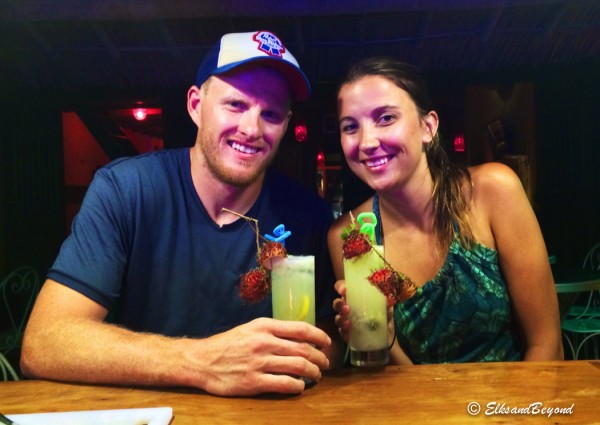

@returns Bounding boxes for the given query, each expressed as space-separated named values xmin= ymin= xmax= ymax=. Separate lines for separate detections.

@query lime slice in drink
xmin=297 ymin=295 xmax=310 ymax=321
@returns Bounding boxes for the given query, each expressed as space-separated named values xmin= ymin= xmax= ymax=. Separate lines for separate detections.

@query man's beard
xmin=198 ymin=134 xmax=274 ymax=188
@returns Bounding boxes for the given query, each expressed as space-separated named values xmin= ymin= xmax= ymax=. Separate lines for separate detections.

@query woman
xmin=329 ymin=57 xmax=563 ymax=364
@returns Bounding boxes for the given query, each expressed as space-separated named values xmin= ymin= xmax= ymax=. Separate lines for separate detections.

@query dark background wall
xmin=535 ymin=62 xmax=600 ymax=267
xmin=1 ymin=60 xmax=599 ymax=277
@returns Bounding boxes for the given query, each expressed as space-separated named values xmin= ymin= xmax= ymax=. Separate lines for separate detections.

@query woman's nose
xmin=358 ymin=126 xmax=380 ymax=151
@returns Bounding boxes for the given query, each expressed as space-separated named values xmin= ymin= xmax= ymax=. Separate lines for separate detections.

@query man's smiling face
xmin=192 ymin=65 xmax=292 ymax=187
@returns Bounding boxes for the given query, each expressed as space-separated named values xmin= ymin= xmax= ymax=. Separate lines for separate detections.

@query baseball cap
xmin=195 ymin=30 xmax=311 ymax=101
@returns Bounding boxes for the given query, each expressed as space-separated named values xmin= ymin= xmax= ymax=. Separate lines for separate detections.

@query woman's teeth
xmin=231 ymin=142 xmax=258 ymax=154
xmin=365 ymin=157 xmax=389 ymax=167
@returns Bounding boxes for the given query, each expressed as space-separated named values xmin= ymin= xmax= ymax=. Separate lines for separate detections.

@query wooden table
xmin=2 ymin=361 xmax=599 ymax=424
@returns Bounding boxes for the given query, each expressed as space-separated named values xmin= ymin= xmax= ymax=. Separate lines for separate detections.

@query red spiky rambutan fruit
xmin=342 ymin=229 xmax=372 ymax=259
xmin=368 ymin=266 xmax=418 ymax=304
xmin=239 ymin=267 xmax=271 ymax=303
xmin=257 ymin=241 xmax=287 ymax=270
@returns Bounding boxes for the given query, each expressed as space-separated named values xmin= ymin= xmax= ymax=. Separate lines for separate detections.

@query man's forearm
xmin=21 ymin=318 xmax=192 ymax=387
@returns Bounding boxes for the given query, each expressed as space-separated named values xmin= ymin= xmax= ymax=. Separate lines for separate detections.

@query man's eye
xmin=262 ymin=111 xmax=283 ymax=122
xmin=227 ymin=101 xmax=244 ymax=110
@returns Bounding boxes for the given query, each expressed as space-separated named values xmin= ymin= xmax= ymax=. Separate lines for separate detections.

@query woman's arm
xmin=471 ymin=162 xmax=563 ymax=360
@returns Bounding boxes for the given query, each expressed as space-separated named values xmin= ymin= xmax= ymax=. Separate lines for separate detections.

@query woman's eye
xmin=378 ymin=114 xmax=394 ymax=125
xmin=340 ymin=123 xmax=357 ymax=133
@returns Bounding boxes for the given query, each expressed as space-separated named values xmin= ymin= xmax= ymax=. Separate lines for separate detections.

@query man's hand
xmin=185 ymin=317 xmax=331 ymax=396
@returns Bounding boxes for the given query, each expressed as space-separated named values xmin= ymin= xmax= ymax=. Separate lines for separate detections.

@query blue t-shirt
xmin=48 ymin=148 xmax=336 ymax=338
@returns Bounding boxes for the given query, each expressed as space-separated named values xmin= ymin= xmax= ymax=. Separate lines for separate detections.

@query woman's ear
xmin=422 ymin=111 xmax=439 ymax=143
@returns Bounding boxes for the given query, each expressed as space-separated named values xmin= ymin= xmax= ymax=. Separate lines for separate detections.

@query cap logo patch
xmin=252 ymin=31 xmax=286 ymax=58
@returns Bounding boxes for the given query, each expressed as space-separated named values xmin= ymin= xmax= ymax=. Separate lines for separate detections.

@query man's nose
xmin=238 ymin=109 xmax=261 ymax=139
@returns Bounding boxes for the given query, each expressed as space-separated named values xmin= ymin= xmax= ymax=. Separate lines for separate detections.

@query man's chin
xmin=219 ymin=168 xmax=265 ymax=188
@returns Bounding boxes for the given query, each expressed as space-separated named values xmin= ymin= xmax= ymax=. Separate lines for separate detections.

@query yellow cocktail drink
xmin=344 ymin=245 xmax=389 ymax=366
xmin=271 ymin=255 xmax=315 ymax=325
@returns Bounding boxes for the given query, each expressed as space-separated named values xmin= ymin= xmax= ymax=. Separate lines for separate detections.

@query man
xmin=21 ymin=31 xmax=340 ymax=396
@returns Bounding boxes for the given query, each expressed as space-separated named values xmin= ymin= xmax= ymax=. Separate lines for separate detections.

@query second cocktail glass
xmin=344 ymin=245 xmax=389 ymax=366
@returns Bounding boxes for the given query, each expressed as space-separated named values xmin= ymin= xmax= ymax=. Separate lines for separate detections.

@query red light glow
xmin=317 ymin=151 xmax=325 ymax=167
xmin=133 ymin=108 xmax=147 ymax=121
xmin=295 ymin=119 xmax=307 ymax=143
xmin=453 ymin=133 xmax=465 ymax=152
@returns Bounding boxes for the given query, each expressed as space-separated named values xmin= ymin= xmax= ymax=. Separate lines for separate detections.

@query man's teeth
xmin=231 ymin=142 xmax=258 ymax=154
xmin=365 ymin=157 xmax=389 ymax=167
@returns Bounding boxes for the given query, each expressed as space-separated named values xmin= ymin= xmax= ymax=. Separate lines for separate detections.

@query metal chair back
xmin=0 ymin=266 xmax=41 ymax=380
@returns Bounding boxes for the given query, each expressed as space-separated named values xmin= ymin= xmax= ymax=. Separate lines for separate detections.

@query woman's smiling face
xmin=337 ymin=75 xmax=434 ymax=193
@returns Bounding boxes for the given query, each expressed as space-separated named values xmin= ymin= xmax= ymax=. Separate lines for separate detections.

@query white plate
xmin=6 ymin=406 xmax=173 ymax=425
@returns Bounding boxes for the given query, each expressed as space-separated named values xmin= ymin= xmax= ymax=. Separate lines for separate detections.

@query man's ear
xmin=422 ymin=111 xmax=439 ymax=143
xmin=283 ymin=109 xmax=292 ymax=132
xmin=187 ymin=85 xmax=202 ymax=126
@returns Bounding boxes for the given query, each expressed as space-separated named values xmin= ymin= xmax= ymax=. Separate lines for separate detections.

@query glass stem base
xmin=350 ymin=347 xmax=389 ymax=367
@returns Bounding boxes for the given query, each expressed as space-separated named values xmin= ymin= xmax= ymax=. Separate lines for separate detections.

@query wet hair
xmin=339 ymin=57 xmax=474 ymax=249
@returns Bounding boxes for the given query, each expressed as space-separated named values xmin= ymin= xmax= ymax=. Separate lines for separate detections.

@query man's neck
xmin=190 ymin=148 xmax=265 ymax=226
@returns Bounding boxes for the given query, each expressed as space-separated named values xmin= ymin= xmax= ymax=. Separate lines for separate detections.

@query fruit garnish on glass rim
xmin=341 ymin=228 xmax=372 ymax=259
xmin=222 ymin=208 xmax=288 ymax=303
xmin=258 ymin=241 xmax=288 ymax=270
xmin=341 ymin=212 xmax=417 ymax=304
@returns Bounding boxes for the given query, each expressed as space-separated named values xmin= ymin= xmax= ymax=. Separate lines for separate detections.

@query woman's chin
xmin=365 ymin=176 xmax=395 ymax=193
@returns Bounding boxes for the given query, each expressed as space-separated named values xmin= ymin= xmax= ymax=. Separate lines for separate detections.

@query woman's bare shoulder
xmin=467 ymin=162 xmax=524 ymax=198
xmin=467 ymin=161 xmax=532 ymax=228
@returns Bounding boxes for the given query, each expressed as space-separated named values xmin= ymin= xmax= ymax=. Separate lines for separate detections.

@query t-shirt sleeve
xmin=47 ymin=167 xmax=131 ymax=310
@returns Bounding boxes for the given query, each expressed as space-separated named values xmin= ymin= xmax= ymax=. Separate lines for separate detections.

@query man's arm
xmin=21 ymin=279 xmax=331 ymax=396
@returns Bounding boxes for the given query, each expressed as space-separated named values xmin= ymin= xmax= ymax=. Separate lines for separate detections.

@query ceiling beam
xmin=541 ymin=4 xmax=567 ymax=40
xmin=357 ymin=13 xmax=367 ymax=56
xmin=158 ymin=21 xmax=181 ymax=59
xmin=24 ymin=22 xmax=58 ymax=58
xmin=0 ymin=0 xmax=570 ymax=22
xmin=91 ymin=23 xmax=121 ymax=59
xmin=293 ymin=17 xmax=305 ymax=56
xmin=480 ymin=7 xmax=504 ymax=43
xmin=415 ymin=11 xmax=433 ymax=49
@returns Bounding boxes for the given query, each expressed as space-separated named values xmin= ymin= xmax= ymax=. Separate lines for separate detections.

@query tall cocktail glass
xmin=271 ymin=255 xmax=315 ymax=325
xmin=344 ymin=245 xmax=389 ymax=367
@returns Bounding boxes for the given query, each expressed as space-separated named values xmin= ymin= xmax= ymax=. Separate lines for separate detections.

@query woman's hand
xmin=333 ymin=278 xmax=397 ymax=344
xmin=332 ymin=279 xmax=351 ymax=343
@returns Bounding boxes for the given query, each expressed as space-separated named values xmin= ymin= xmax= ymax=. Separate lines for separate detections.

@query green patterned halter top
xmin=373 ymin=194 xmax=524 ymax=363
